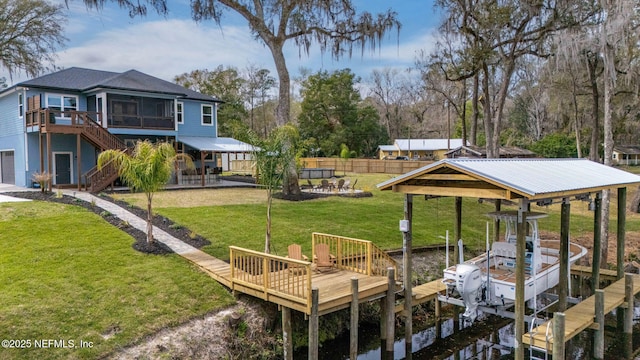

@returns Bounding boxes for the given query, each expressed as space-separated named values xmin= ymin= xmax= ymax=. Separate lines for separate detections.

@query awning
xmin=178 ymin=136 xmax=255 ymax=152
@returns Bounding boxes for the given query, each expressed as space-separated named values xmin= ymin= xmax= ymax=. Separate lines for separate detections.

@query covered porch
xmin=176 ymin=136 xmax=255 ymax=186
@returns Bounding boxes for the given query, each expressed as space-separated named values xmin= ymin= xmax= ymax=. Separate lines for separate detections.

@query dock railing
xmin=229 ymin=246 xmax=312 ymax=314
xmin=312 ymin=233 xmax=398 ymax=280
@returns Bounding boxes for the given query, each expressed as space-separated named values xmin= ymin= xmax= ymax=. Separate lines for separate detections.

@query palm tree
xmin=97 ymin=140 xmax=193 ymax=244
xmin=243 ymin=125 xmax=302 ymax=254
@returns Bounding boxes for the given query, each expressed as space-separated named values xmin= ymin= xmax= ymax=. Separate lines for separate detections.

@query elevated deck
xmin=523 ymin=274 xmax=640 ymax=350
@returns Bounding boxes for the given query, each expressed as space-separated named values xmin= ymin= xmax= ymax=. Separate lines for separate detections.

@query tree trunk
xmin=600 ymin=41 xmax=616 ymax=267
xmin=489 ymin=59 xmax=516 ymax=158
xmin=481 ymin=64 xmax=495 ymax=157
xmin=146 ymin=194 xmax=154 ymax=244
xmin=587 ymin=53 xmax=600 ymax=162
xmin=471 ymin=73 xmax=479 ymax=146
xmin=268 ymin=41 xmax=300 ymax=196
xmin=461 ymin=79 xmax=467 ymax=145
xmin=265 ymin=190 xmax=272 ymax=254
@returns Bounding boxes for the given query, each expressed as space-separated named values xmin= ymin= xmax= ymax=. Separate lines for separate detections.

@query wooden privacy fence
xmin=300 ymin=158 xmax=433 ymax=175
xmin=229 ymin=246 xmax=312 ymax=314
xmin=312 ymin=232 xmax=398 ymax=280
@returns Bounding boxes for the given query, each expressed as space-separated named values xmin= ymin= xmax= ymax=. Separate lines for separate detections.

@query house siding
xmin=0 ymin=90 xmax=27 ymax=186
xmin=178 ymin=100 xmax=218 ymax=137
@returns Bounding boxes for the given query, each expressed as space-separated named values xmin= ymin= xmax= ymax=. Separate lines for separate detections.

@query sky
xmin=8 ymin=0 xmax=444 ymax=87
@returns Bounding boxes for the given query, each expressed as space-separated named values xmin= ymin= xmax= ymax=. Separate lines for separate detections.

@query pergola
xmin=378 ymin=158 xmax=640 ymax=360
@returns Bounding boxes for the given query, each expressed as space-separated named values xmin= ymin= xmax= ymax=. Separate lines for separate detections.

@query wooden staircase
xmin=28 ymin=108 xmax=128 ymax=192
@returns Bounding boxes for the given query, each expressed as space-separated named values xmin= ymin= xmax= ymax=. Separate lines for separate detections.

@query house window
xmin=46 ymin=94 xmax=78 ymax=117
xmin=18 ymin=93 xmax=23 ymax=118
xmin=201 ymin=104 xmax=213 ymax=126
xmin=177 ymin=102 xmax=184 ymax=124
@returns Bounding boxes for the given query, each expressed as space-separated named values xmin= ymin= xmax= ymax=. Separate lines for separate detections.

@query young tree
xmin=98 ymin=140 xmax=194 ymax=244
xmin=1 ymin=0 xmax=67 ymax=77
xmin=80 ymin=0 xmax=400 ymax=197
xmin=242 ymin=125 xmax=302 ymax=254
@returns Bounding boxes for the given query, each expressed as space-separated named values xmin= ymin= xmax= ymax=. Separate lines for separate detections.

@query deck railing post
xmin=552 ymin=312 xmax=565 ymax=358
xmin=263 ymin=256 xmax=269 ymax=299
xmin=594 ymin=289 xmax=605 ymax=359
xmin=367 ymin=242 xmax=373 ymax=276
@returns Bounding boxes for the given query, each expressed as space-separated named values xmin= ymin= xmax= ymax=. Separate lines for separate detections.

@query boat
xmin=441 ymin=211 xmax=588 ymax=322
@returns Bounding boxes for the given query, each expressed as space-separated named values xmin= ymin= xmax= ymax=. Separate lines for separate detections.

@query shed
xmin=377 ymin=158 xmax=640 ymax=360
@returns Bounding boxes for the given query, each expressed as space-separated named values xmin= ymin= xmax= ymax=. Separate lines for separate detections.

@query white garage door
xmin=1 ymin=151 xmax=15 ymax=184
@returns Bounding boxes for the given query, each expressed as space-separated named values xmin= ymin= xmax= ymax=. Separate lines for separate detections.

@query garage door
xmin=1 ymin=151 xmax=15 ymax=184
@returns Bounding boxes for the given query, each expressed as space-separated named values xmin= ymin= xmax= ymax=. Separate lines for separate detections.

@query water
xmin=295 ymin=308 xmax=640 ymax=360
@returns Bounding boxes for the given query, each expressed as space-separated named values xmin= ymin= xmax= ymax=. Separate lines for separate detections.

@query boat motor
xmin=455 ymin=263 xmax=484 ymax=322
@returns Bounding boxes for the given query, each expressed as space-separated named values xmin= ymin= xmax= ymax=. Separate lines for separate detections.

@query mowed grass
xmin=113 ymin=173 xmax=639 ymax=261
xmin=0 ymin=201 xmax=234 ymax=360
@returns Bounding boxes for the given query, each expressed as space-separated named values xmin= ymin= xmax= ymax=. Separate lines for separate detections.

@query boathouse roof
xmin=377 ymin=158 xmax=640 ymax=201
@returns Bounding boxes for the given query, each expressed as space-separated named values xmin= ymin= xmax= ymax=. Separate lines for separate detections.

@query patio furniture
xmin=337 ymin=179 xmax=345 ymax=191
xmin=287 ymin=244 xmax=308 ymax=262
xmin=287 ymin=244 xmax=308 ymax=274
xmin=314 ymin=243 xmax=335 ymax=272
xmin=342 ymin=179 xmax=351 ymax=191
xmin=319 ymin=179 xmax=330 ymax=192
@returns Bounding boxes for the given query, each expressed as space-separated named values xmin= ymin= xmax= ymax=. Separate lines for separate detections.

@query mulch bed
xmin=4 ymin=191 xmax=210 ymax=255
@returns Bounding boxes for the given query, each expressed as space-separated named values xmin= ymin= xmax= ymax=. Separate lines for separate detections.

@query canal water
xmin=295 ymin=305 xmax=640 ymax=359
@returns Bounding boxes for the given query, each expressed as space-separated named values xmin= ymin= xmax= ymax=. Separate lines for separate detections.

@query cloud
xmin=56 ymin=19 xmax=269 ymax=81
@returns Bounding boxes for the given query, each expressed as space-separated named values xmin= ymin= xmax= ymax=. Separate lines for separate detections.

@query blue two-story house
xmin=0 ymin=67 xmax=253 ymax=191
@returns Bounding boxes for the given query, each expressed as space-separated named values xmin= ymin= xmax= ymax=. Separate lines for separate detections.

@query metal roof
xmin=377 ymin=158 xmax=640 ymax=200
xmin=178 ymin=136 xmax=255 ymax=152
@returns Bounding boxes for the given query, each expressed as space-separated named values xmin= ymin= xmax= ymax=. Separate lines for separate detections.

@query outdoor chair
xmin=337 ymin=179 xmax=345 ymax=191
xmin=313 ymin=243 xmax=336 ymax=272
xmin=320 ymin=179 xmax=330 ymax=192
xmin=351 ymin=179 xmax=358 ymax=191
xmin=306 ymin=179 xmax=314 ymax=190
xmin=287 ymin=244 xmax=308 ymax=275
xmin=342 ymin=179 xmax=351 ymax=191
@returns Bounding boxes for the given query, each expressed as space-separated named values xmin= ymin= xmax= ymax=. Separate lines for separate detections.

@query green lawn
xmin=0 ymin=201 xmax=234 ymax=360
xmin=126 ymin=173 xmax=638 ymax=261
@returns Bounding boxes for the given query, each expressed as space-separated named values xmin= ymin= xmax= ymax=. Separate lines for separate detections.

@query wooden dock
xmin=571 ymin=264 xmax=619 ymax=282
xmin=395 ymin=279 xmax=446 ymax=313
xmin=176 ymin=233 xmax=398 ymax=316
xmin=523 ymin=274 xmax=640 ymax=350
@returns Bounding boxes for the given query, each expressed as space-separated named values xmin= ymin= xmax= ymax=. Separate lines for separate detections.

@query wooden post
xmin=453 ymin=196 xmax=462 ymax=332
xmin=514 ymin=201 xmax=527 ymax=360
xmin=282 ymin=307 xmax=293 ymax=360
xmin=350 ymin=278 xmax=358 ymax=360
xmin=552 ymin=312 xmax=565 ymax=358
xmin=453 ymin=196 xmax=462 ymax=265
xmin=76 ymin=133 xmax=82 ymax=190
xmin=592 ymin=192 xmax=602 ymax=291
xmin=617 ymin=187 xmax=627 ymax=332
xmin=594 ymin=289 xmax=605 ymax=359
xmin=403 ymin=194 xmax=413 ymax=354
xmin=385 ymin=268 xmax=395 ymax=359
xmin=308 ymin=288 xmax=319 ymax=360
xmin=379 ymin=297 xmax=386 ymax=349
xmin=200 ymin=150 xmax=205 ymax=186
xmin=494 ymin=199 xmax=501 ymax=244
xmin=624 ymin=273 xmax=634 ymax=359
xmin=559 ymin=198 xmax=570 ymax=312
xmin=46 ymin=131 xmax=52 ymax=191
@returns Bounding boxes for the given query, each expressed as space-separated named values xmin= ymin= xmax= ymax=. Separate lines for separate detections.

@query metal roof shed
xmin=377 ymin=158 xmax=640 ymax=359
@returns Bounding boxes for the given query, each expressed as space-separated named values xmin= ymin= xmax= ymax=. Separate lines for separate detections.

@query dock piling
xmin=552 ymin=312 xmax=565 ymax=358
xmin=350 ymin=278 xmax=358 ymax=360
xmin=309 ymin=288 xmax=319 ymax=360
xmin=594 ymin=289 xmax=604 ymax=359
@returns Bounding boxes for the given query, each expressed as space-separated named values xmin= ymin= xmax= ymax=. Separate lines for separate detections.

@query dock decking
xmin=523 ymin=274 xmax=640 ymax=350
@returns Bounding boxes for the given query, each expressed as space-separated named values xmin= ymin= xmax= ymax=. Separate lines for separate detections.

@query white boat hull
xmin=443 ymin=240 xmax=587 ymax=306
